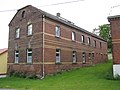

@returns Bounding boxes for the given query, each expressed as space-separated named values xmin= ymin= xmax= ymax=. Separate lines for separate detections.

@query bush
xmin=8 ymin=71 xmax=37 ymax=79
xmin=105 ymin=68 xmax=120 ymax=80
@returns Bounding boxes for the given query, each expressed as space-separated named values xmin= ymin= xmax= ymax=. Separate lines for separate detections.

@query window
xmin=87 ymin=37 xmax=91 ymax=45
xmin=73 ymin=51 xmax=77 ymax=63
xmin=92 ymin=53 xmax=94 ymax=59
xmin=15 ymin=50 xmax=19 ymax=63
xmin=15 ymin=28 xmax=20 ymax=38
xmin=55 ymin=26 xmax=60 ymax=37
xmin=72 ymin=31 xmax=76 ymax=41
xmin=82 ymin=52 xmax=86 ymax=63
xmin=88 ymin=53 xmax=91 ymax=59
xmin=56 ymin=49 xmax=60 ymax=63
xmin=94 ymin=40 xmax=96 ymax=47
xmin=27 ymin=49 xmax=32 ymax=63
xmin=81 ymin=35 xmax=85 ymax=43
xmin=27 ymin=24 xmax=32 ymax=35
xmin=22 ymin=11 xmax=25 ymax=18
xmin=100 ymin=42 xmax=102 ymax=48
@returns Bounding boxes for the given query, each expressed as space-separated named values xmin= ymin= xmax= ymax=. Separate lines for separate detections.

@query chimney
xmin=56 ymin=13 xmax=60 ymax=17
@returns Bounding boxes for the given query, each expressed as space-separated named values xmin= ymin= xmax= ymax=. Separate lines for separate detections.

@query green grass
xmin=0 ymin=60 xmax=120 ymax=90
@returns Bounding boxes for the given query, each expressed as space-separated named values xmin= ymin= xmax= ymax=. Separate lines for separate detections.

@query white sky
xmin=0 ymin=0 xmax=120 ymax=49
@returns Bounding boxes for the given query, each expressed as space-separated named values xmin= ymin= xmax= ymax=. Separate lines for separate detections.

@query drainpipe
xmin=41 ymin=15 xmax=45 ymax=79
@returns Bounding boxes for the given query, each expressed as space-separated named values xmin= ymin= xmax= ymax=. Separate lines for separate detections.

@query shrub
xmin=8 ymin=71 xmax=37 ymax=79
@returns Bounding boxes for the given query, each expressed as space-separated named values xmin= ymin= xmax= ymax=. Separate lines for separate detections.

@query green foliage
xmin=1 ymin=61 xmax=120 ymax=90
xmin=99 ymin=24 xmax=110 ymax=41
xmin=8 ymin=71 xmax=37 ymax=79
xmin=99 ymin=24 xmax=112 ymax=53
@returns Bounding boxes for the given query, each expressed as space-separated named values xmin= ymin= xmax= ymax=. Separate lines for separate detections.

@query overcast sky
xmin=0 ymin=0 xmax=120 ymax=49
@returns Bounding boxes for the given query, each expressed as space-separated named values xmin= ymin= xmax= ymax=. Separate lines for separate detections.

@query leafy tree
xmin=99 ymin=24 xmax=112 ymax=53
xmin=93 ymin=24 xmax=112 ymax=53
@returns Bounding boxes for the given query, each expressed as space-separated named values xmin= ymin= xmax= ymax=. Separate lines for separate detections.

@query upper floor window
xmin=81 ymin=35 xmax=85 ymax=43
xmin=73 ymin=51 xmax=77 ymax=63
xmin=27 ymin=24 xmax=32 ymax=36
xmin=56 ymin=49 xmax=60 ymax=63
xmin=94 ymin=40 xmax=96 ymax=47
xmin=87 ymin=37 xmax=91 ymax=45
xmin=22 ymin=11 xmax=25 ymax=18
xmin=55 ymin=26 xmax=60 ymax=37
xmin=27 ymin=49 xmax=32 ymax=63
xmin=15 ymin=50 xmax=19 ymax=63
xmin=15 ymin=28 xmax=20 ymax=38
xmin=72 ymin=31 xmax=76 ymax=41
xmin=100 ymin=42 xmax=102 ymax=48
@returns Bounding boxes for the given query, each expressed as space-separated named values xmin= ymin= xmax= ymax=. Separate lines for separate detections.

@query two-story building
xmin=8 ymin=5 xmax=108 ymax=77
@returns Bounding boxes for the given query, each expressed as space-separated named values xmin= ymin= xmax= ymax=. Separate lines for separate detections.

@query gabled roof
xmin=0 ymin=48 xmax=8 ymax=55
xmin=9 ymin=5 xmax=106 ymax=42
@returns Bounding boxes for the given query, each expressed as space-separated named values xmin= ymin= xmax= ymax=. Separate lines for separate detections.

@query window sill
xmin=82 ymin=62 xmax=86 ymax=64
xmin=72 ymin=40 xmax=76 ymax=42
xmin=82 ymin=43 xmax=85 ymax=45
xmin=26 ymin=63 xmax=33 ymax=65
xmin=27 ymin=34 xmax=33 ymax=37
xmin=15 ymin=37 xmax=20 ymax=40
xmin=14 ymin=63 xmax=19 ymax=65
xmin=72 ymin=62 xmax=77 ymax=64
xmin=55 ymin=62 xmax=61 ymax=65
xmin=55 ymin=36 xmax=61 ymax=38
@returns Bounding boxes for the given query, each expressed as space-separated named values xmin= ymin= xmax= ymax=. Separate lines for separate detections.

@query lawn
xmin=0 ymin=60 xmax=120 ymax=90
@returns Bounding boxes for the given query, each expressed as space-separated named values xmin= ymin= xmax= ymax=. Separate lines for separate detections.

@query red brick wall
xmin=8 ymin=6 xmax=43 ymax=75
xmin=109 ymin=18 xmax=120 ymax=64
xmin=8 ymin=5 xmax=108 ymax=76
xmin=43 ymin=18 xmax=108 ymax=74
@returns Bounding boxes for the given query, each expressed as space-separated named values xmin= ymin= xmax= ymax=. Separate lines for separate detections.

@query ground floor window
xmin=56 ymin=49 xmax=60 ymax=63
xmin=15 ymin=50 xmax=19 ymax=63
xmin=27 ymin=49 xmax=32 ymax=63
xmin=73 ymin=51 xmax=77 ymax=63
xmin=88 ymin=53 xmax=91 ymax=60
xmin=82 ymin=52 xmax=86 ymax=64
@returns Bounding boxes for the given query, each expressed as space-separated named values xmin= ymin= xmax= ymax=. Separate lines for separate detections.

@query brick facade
xmin=8 ymin=5 xmax=108 ymax=77
xmin=108 ymin=15 xmax=120 ymax=77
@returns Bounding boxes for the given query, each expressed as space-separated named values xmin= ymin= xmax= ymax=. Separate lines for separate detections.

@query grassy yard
xmin=0 ymin=61 xmax=120 ymax=90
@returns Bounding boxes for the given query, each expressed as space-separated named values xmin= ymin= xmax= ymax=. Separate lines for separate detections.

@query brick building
xmin=8 ymin=5 xmax=108 ymax=77
xmin=108 ymin=15 xmax=120 ymax=77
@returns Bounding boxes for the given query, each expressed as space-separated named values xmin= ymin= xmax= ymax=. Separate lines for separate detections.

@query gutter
xmin=41 ymin=15 xmax=45 ymax=79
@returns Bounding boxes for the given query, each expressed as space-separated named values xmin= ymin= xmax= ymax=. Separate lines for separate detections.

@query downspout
xmin=41 ymin=15 xmax=45 ymax=79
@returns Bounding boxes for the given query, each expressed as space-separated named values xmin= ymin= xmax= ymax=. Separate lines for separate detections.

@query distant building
xmin=8 ymin=5 xmax=108 ymax=77
xmin=108 ymin=15 xmax=120 ymax=77
xmin=0 ymin=48 xmax=8 ymax=77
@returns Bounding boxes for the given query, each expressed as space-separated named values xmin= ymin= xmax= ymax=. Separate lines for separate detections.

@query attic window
xmin=22 ymin=11 xmax=25 ymax=18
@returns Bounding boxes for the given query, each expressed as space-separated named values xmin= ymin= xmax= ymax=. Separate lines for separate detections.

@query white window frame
xmin=87 ymin=37 xmax=91 ymax=45
xmin=15 ymin=50 xmax=19 ymax=63
xmin=15 ymin=28 xmax=20 ymax=38
xmin=82 ymin=52 xmax=86 ymax=63
xmin=27 ymin=49 xmax=32 ymax=63
xmin=55 ymin=26 xmax=60 ymax=37
xmin=81 ymin=35 xmax=85 ymax=43
xmin=56 ymin=49 xmax=60 ymax=63
xmin=72 ymin=31 xmax=76 ymax=41
xmin=73 ymin=51 xmax=77 ymax=63
xmin=27 ymin=24 xmax=32 ymax=36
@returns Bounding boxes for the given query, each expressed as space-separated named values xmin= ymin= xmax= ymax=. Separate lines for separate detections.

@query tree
xmin=93 ymin=24 xmax=112 ymax=53
xmin=99 ymin=24 xmax=112 ymax=53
